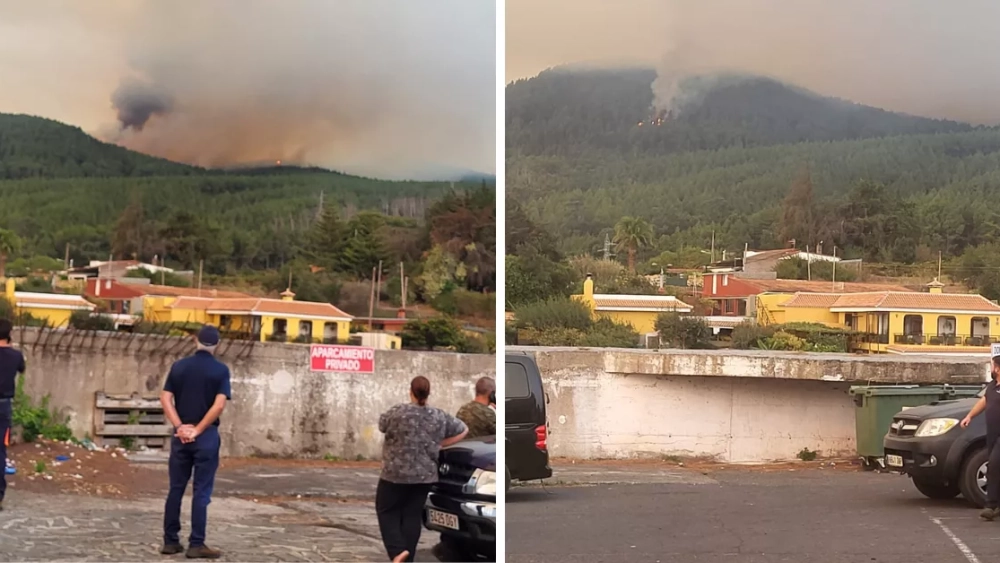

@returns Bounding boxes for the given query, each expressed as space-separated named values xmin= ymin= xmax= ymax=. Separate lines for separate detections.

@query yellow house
xmin=167 ymin=290 xmax=353 ymax=343
xmin=758 ymin=281 xmax=1000 ymax=354
xmin=573 ymin=274 xmax=693 ymax=334
xmin=4 ymin=278 xmax=95 ymax=327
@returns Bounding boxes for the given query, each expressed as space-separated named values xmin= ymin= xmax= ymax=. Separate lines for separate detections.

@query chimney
xmin=926 ymin=278 xmax=945 ymax=294
xmin=583 ymin=274 xmax=595 ymax=298
xmin=397 ymin=307 xmax=406 ymax=319
xmin=94 ymin=278 xmax=100 ymax=297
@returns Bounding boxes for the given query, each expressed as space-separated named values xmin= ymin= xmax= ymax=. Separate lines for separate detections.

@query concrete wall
xmin=16 ymin=329 xmax=494 ymax=458
xmin=511 ymin=347 xmax=990 ymax=462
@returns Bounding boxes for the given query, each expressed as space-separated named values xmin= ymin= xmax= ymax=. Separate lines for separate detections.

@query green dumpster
xmin=848 ymin=384 xmax=984 ymax=463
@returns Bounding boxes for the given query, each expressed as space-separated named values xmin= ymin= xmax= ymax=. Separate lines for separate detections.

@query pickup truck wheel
xmin=959 ymin=447 xmax=989 ymax=508
xmin=911 ymin=477 xmax=960 ymax=500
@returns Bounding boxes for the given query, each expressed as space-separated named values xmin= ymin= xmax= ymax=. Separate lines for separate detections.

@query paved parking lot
xmin=508 ymin=465 xmax=998 ymax=563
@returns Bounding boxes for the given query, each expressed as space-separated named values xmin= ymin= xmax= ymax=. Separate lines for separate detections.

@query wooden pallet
xmin=95 ymin=392 xmax=173 ymax=450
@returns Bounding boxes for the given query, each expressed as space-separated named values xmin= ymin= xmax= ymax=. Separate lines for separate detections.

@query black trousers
xmin=375 ymin=479 xmax=432 ymax=562
xmin=989 ymin=436 xmax=1000 ymax=509
xmin=0 ymin=399 xmax=9 ymax=502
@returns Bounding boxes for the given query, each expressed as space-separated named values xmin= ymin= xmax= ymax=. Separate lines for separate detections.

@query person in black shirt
xmin=159 ymin=325 xmax=231 ymax=559
xmin=961 ymin=354 xmax=1000 ymax=521
xmin=0 ymin=319 xmax=25 ymax=512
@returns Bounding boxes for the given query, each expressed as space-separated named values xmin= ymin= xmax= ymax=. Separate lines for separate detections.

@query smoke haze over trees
xmin=0 ymin=0 xmax=496 ymax=181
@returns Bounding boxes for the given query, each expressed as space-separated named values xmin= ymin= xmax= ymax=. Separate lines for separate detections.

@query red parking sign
xmin=310 ymin=344 xmax=376 ymax=373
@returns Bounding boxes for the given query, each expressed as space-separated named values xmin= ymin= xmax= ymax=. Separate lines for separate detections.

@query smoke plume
xmin=111 ymin=78 xmax=173 ymax=131
xmin=0 ymin=0 xmax=496 ymax=180
xmin=507 ymin=0 xmax=1000 ymax=125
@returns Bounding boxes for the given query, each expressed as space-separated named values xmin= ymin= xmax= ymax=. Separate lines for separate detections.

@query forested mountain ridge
xmin=0 ymin=113 xmax=203 ymax=179
xmin=506 ymin=67 xmax=975 ymax=157
xmin=505 ymin=66 xmax=1000 ymax=302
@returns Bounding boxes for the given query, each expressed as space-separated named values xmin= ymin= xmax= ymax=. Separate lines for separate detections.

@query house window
xmin=299 ymin=321 xmax=314 ymax=342
xmin=903 ymin=315 xmax=923 ymax=336
xmin=937 ymin=316 xmax=957 ymax=337
xmin=972 ymin=317 xmax=990 ymax=338
xmin=219 ymin=315 xmax=232 ymax=329
xmin=324 ymin=322 xmax=339 ymax=343
xmin=272 ymin=318 xmax=288 ymax=341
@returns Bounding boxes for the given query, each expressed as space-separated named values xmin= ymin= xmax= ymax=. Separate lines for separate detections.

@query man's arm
xmin=160 ymin=390 xmax=183 ymax=429
xmin=188 ymin=369 xmax=231 ymax=438
xmin=161 ymin=365 xmax=183 ymax=429
xmin=17 ymin=353 xmax=25 ymax=374
xmin=190 ymin=394 xmax=227 ymax=437
xmin=962 ymin=396 xmax=987 ymax=427
xmin=441 ymin=415 xmax=468 ymax=448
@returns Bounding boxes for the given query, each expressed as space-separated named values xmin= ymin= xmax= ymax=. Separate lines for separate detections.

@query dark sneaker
xmin=186 ymin=546 xmax=222 ymax=559
xmin=980 ymin=507 xmax=998 ymax=521
xmin=160 ymin=544 xmax=184 ymax=555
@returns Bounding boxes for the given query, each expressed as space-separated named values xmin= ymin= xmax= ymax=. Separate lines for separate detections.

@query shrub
xmin=731 ymin=322 xmax=775 ymax=349
xmin=13 ymin=375 xmax=73 ymax=443
xmin=760 ymin=330 xmax=806 ymax=351
xmin=452 ymin=289 xmax=494 ymax=318
xmin=15 ymin=277 xmax=54 ymax=293
xmin=655 ymin=313 xmax=712 ymax=349
xmin=579 ymin=318 xmax=640 ymax=348
xmin=69 ymin=310 xmax=115 ymax=331
xmin=514 ymin=297 xmax=592 ymax=331
xmin=400 ymin=317 xmax=464 ymax=350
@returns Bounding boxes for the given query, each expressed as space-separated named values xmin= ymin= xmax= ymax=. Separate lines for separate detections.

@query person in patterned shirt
xmin=456 ymin=377 xmax=496 ymax=439
xmin=376 ymin=376 xmax=468 ymax=562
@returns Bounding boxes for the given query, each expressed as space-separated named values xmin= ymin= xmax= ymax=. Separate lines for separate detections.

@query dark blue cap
xmin=197 ymin=325 xmax=221 ymax=347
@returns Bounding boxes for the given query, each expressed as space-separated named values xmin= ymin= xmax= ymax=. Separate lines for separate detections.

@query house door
xmin=972 ymin=317 xmax=990 ymax=338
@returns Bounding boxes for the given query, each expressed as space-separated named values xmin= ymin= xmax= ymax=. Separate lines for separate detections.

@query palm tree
xmin=0 ymin=229 xmax=22 ymax=281
xmin=613 ymin=217 xmax=654 ymax=272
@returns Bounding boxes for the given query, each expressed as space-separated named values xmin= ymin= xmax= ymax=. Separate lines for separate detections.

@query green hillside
xmin=506 ymin=68 xmax=1000 ymax=263
xmin=506 ymin=68 xmax=973 ymax=157
xmin=0 ymin=113 xmax=496 ymax=324
xmin=0 ymin=113 xmax=202 ymax=179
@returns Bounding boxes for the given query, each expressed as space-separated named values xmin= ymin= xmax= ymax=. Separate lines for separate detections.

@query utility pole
xmin=832 ymin=246 xmax=837 ymax=288
xmin=375 ymin=260 xmax=383 ymax=314
xmin=711 ymin=231 xmax=716 ymax=264
xmin=938 ymin=251 xmax=943 ymax=280
xmin=198 ymin=259 xmax=204 ymax=296
xmin=367 ymin=266 xmax=376 ymax=331
xmin=603 ymin=233 xmax=613 ymax=261
xmin=399 ymin=262 xmax=406 ymax=311
xmin=806 ymin=246 xmax=812 ymax=281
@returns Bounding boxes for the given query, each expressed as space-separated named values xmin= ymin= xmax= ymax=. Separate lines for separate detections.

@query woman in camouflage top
xmin=376 ymin=376 xmax=468 ymax=562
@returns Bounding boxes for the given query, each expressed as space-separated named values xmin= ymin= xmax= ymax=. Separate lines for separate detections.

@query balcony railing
xmin=854 ymin=333 xmax=997 ymax=347
xmin=892 ymin=333 xmax=995 ymax=347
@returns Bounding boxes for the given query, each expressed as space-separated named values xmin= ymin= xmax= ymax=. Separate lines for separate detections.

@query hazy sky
xmin=507 ymin=0 xmax=1000 ymax=124
xmin=0 ymin=0 xmax=496 ymax=180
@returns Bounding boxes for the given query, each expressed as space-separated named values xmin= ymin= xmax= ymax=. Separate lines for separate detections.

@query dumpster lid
xmin=848 ymin=385 xmax=950 ymax=397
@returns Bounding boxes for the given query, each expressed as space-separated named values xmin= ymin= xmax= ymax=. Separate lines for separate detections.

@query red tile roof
xmin=754 ymin=279 xmax=912 ymax=294
xmin=86 ymin=279 xmax=251 ymax=300
xmin=15 ymin=292 xmax=94 ymax=310
xmin=170 ymin=297 xmax=353 ymax=321
xmin=781 ymin=291 xmax=1000 ymax=313
xmin=592 ymin=294 xmax=693 ymax=312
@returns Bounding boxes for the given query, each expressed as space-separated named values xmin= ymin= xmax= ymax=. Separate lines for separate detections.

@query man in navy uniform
xmin=961 ymin=350 xmax=1000 ymax=521
xmin=0 ymin=319 xmax=25 ymax=512
xmin=159 ymin=325 xmax=231 ymax=558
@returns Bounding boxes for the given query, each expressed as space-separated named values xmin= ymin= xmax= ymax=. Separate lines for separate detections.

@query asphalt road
xmin=507 ymin=468 xmax=999 ymax=563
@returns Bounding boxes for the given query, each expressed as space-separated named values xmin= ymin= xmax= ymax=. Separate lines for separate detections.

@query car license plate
xmin=427 ymin=508 xmax=459 ymax=530
xmin=886 ymin=454 xmax=904 ymax=467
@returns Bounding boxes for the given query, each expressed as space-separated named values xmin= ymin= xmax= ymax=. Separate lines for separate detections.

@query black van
xmin=505 ymin=352 xmax=552 ymax=490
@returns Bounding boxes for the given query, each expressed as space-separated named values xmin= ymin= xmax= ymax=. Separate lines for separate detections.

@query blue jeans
xmin=163 ymin=426 xmax=220 ymax=547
